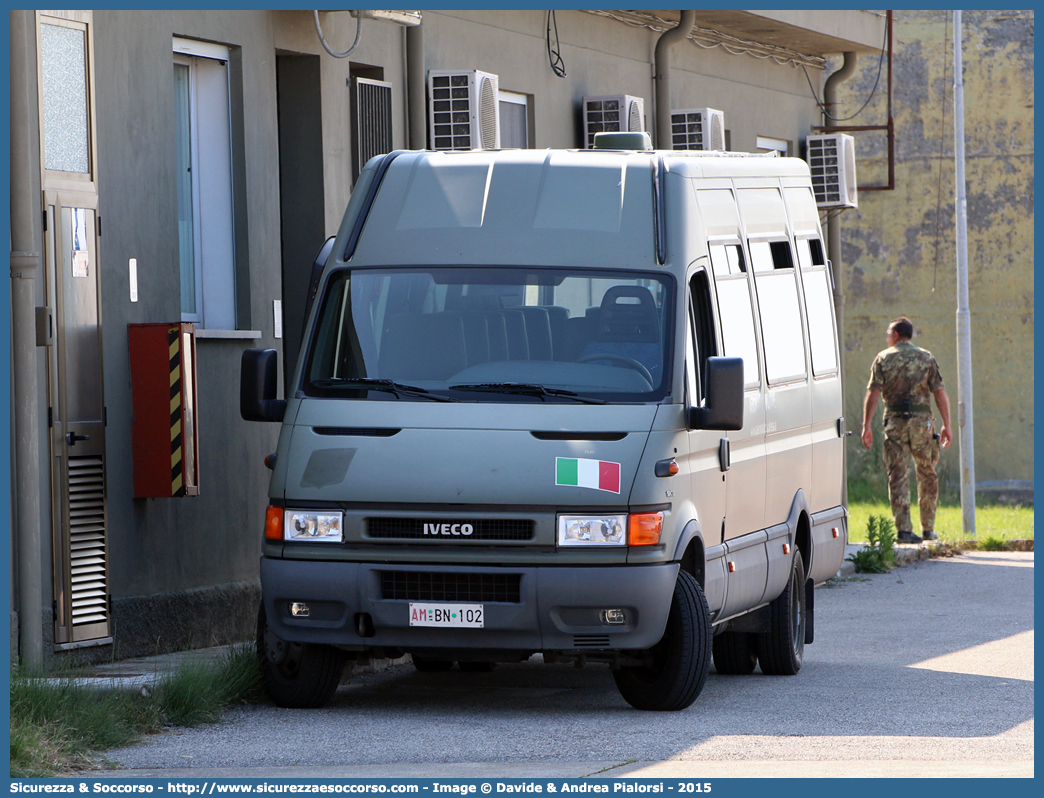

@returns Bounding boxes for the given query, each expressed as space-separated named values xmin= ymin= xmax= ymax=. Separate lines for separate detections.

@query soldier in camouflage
xmin=861 ymin=317 xmax=952 ymax=544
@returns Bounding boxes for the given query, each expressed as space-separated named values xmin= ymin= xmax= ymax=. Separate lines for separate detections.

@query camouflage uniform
xmin=867 ymin=341 xmax=945 ymax=533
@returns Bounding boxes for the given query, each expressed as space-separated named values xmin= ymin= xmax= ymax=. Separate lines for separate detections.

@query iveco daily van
xmin=241 ymin=135 xmax=848 ymax=711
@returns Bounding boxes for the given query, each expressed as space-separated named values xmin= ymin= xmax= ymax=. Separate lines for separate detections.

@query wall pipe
xmin=654 ymin=11 xmax=696 ymax=150
xmin=406 ymin=21 xmax=425 ymax=149
xmin=822 ymin=51 xmax=858 ymax=507
xmin=10 ymin=9 xmax=44 ymax=667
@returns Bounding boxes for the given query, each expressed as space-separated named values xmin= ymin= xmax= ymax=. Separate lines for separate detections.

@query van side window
xmin=688 ymin=270 xmax=717 ymax=401
xmin=709 ymin=243 xmax=745 ymax=276
xmin=712 ymin=251 xmax=760 ymax=388
xmin=796 ymin=238 xmax=838 ymax=376
xmin=749 ymin=240 xmax=807 ymax=384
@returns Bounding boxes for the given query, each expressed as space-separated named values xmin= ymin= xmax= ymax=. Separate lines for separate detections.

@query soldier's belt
xmin=886 ymin=404 xmax=931 ymax=414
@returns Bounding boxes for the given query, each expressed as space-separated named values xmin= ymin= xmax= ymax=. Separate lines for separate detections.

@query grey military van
xmin=242 ymin=134 xmax=848 ymax=711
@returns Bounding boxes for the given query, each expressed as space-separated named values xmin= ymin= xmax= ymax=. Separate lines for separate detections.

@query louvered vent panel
xmin=670 ymin=108 xmax=725 ymax=151
xmin=68 ymin=455 xmax=108 ymax=626
xmin=806 ymin=133 xmax=857 ymax=209
xmin=479 ymin=75 xmax=498 ymax=149
xmin=583 ymin=95 xmax=645 ymax=148
xmin=627 ymin=101 xmax=642 ymax=132
xmin=431 ymin=74 xmax=472 ymax=150
xmin=352 ymin=78 xmax=393 ymax=182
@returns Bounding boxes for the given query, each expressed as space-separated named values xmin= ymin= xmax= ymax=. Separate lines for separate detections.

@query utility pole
xmin=953 ymin=10 xmax=976 ymax=536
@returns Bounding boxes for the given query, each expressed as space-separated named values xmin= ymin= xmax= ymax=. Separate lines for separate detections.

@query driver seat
xmin=579 ymin=286 xmax=662 ymax=384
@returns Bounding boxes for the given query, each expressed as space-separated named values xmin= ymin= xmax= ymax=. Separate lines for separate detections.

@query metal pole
xmin=10 ymin=9 xmax=44 ymax=667
xmin=953 ymin=10 xmax=976 ymax=536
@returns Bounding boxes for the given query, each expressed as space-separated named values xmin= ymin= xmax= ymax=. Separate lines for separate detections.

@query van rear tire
xmin=712 ymin=631 xmax=758 ymax=675
xmin=256 ymin=604 xmax=346 ymax=708
xmin=612 ymin=570 xmax=711 ymax=711
xmin=757 ymin=551 xmax=806 ymax=675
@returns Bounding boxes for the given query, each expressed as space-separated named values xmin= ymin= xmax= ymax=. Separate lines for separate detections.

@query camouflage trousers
xmin=883 ymin=412 xmax=941 ymax=532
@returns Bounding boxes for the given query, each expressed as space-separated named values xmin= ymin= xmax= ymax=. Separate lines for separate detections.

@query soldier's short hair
xmin=889 ymin=316 xmax=914 ymax=340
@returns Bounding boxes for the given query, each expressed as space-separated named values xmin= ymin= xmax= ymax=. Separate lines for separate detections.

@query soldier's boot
xmin=897 ymin=530 xmax=922 ymax=544
xmin=921 ymin=530 xmax=938 ymax=541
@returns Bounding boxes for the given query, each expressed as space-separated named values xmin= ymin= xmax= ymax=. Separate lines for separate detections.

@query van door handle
xmin=66 ymin=431 xmax=90 ymax=446
xmin=718 ymin=438 xmax=730 ymax=472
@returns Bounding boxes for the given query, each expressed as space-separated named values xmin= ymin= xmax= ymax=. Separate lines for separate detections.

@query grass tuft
xmin=846 ymin=514 xmax=896 ymax=573
xmin=11 ymin=642 xmax=264 ymax=776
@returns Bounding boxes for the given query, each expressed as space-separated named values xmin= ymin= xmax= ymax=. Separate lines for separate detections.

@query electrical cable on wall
xmin=314 ymin=9 xmax=362 ymax=59
xmin=801 ymin=21 xmax=889 ymax=122
xmin=547 ymin=10 xmax=567 ymax=77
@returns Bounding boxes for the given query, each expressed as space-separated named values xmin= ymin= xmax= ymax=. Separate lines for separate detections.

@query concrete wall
xmin=14 ymin=9 xmax=882 ymax=663
xmin=420 ymin=10 xmax=824 ymax=153
xmin=830 ymin=10 xmax=1034 ymax=495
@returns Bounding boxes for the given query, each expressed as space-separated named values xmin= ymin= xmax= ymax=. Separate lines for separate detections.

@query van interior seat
xmin=378 ymin=312 xmax=467 ymax=380
xmin=579 ymin=286 xmax=662 ymax=380
xmin=518 ymin=307 xmax=554 ymax=361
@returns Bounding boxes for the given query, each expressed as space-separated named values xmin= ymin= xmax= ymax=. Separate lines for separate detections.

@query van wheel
xmin=256 ymin=604 xmax=346 ymax=708
xmin=757 ymin=550 xmax=806 ymax=675
xmin=459 ymin=661 xmax=497 ymax=673
xmin=412 ymin=656 xmax=455 ymax=672
xmin=612 ymin=570 xmax=711 ymax=711
xmin=712 ymin=631 xmax=758 ymax=674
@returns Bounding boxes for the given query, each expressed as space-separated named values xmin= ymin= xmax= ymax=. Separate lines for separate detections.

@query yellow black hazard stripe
xmin=168 ymin=326 xmax=185 ymax=497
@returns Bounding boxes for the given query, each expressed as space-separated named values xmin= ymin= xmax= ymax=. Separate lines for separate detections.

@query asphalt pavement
xmin=76 ymin=548 xmax=1033 ymax=779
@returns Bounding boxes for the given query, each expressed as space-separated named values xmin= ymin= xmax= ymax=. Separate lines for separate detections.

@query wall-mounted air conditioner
xmin=428 ymin=69 xmax=500 ymax=150
xmin=805 ymin=133 xmax=858 ymax=209
xmin=670 ymin=108 xmax=725 ymax=151
xmin=582 ymin=95 xmax=645 ymax=149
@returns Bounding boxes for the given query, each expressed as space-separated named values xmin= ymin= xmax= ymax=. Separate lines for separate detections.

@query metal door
xmin=44 ymin=191 xmax=110 ymax=646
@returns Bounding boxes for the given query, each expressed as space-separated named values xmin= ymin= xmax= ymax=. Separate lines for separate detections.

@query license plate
xmin=409 ymin=603 xmax=484 ymax=628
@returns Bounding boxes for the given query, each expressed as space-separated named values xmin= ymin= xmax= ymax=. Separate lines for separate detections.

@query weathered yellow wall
xmin=830 ymin=10 xmax=1033 ymax=492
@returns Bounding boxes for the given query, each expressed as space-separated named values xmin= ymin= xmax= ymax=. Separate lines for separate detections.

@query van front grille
xmin=379 ymin=571 xmax=522 ymax=603
xmin=367 ymin=518 xmax=534 ymax=541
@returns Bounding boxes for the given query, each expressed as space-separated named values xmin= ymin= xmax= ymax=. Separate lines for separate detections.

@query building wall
xmin=421 ymin=10 xmax=825 ymax=153
xmin=91 ymin=10 xmax=285 ymax=656
xmin=831 ymin=10 xmax=1034 ymax=494
xmin=13 ymin=9 xmax=883 ymax=663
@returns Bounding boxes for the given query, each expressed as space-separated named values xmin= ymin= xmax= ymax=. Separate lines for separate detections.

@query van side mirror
xmin=241 ymin=349 xmax=286 ymax=422
xmin=688 ymin=357 xmax=744 ymax=431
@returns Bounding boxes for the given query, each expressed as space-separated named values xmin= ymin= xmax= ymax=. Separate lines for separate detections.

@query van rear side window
xmin=749 ymin=240 xmax=807 ymax=384
xmin=712 ymin=246 xmax=760 ymax=388
xmin=796 ymin=238 xmax=837 ymax=376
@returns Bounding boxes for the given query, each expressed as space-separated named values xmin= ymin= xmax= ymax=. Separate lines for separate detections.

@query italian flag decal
xmin=556 ymin=457 xmax=621 ymax=494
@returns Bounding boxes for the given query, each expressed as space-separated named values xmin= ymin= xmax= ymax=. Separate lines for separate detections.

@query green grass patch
xmin=10 ymin=643 xmax=262 ymax=777
xmin=847 ymin=499 xmax=1034 ymax=543
xmin=846 ymin=514 xmax=896 ymax=573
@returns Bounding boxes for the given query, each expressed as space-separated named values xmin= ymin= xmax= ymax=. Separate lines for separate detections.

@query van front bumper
xmin=260 ymin=557 xmax=679 ymax=651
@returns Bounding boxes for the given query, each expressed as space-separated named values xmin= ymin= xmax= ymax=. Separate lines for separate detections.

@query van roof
xmin=349 ymin=149 xmax=809 ymax=270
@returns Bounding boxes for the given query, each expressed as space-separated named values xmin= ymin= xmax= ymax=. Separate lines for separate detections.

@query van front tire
xmin=757 ymin=551 xmax=806 ymax=675
xmin=256 ymin=604 xmax=346 ymax=708
xmin=612 ymin=570 xmax=711 ymax=711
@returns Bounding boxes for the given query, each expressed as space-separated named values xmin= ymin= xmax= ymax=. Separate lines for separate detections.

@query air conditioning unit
xmin=805 ymin=133 xmax=858 ymax=209
xmin=670 ymin=108 xmax=725 ymax=151
xmin=582 ymin=95 xmax=645 ymax=149
xmin=428 ymin=69 xmax=500 ymax=151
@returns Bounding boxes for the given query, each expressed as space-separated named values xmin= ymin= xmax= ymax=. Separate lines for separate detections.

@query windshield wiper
xmin=449 ymin=382 xmax=606 ymax=404
xmin=311 ymin=378 xmax=457 ymax=402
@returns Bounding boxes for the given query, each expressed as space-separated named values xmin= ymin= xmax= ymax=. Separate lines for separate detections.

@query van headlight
xmin=285 ymin=510 xmax=343 ymax=542
xmin=558 ymin=514 xmax=627 ymax=546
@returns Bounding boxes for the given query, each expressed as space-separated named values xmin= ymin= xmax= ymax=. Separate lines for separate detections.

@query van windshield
xmin=303 ymin=267 xmax=674 ymax=402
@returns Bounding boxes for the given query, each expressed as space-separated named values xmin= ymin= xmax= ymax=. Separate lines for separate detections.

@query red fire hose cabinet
xmin=128 ymin=323 xmax=199 ymax=497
